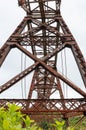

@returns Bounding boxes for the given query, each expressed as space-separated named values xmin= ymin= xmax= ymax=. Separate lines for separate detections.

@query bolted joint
xmin=41 ymin=24 xmax=47 ymax=29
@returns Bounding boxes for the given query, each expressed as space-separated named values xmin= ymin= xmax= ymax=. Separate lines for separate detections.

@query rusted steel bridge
xmin=0 ymin=0 xmax=86 ymax=122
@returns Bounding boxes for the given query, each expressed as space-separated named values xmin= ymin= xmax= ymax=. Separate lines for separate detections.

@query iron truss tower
xmin=0 ymin=0 xmax=86 ymax=122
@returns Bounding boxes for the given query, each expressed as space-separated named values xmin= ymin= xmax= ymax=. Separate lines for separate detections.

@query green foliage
xmin=51 ymin=116 xmax=86 ymax=130
xmin=0 ymin=103 xmax=41 ymax=130
xmin=67 ymin=127 xmax=74 ymax=130
xmin=39 ymin=120 xmax=50 ymax=130
xmin=69 ymin=116 xmax=86 ymax=130
xmin=0 ymin=104 xmax=23 ymax=130
xmin=51 ymin=120 xmax=65 ymax=130
xmin=23 ymin=115 xmax=34 ymax=128
xmin=51 ymin=119 xmax=75 ymax=130
xmin=0 ymin=104 xmax=86 ymax=130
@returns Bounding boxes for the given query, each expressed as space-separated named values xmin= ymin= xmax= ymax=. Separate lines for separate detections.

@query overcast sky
xmin=0 ymin=0 xmax=86 ymax=99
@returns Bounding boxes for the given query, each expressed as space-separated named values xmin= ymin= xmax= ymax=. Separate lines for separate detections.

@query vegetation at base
xmin=69 ymin=116 xmax=86 ymax=130
xmin=0 ymin=103 xmax=42 ymax=130
xmin=0 ymin=103 xmax=86 ymax=130
xmin=39 ymin=120 xmax=50 ymax=130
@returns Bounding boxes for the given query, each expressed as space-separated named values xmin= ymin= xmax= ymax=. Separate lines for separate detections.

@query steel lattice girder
xmin=0 ymin=0 xmax=86 ymax=119
xmin=0 ymin=98 xmax=86 ymax=114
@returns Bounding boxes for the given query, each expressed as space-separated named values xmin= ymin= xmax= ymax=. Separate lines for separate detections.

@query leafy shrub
xmin=1 ymin=103 xmax=84 ymax=130
xmin=0 ymin=103 xmax=41 ymax=130
xmin=51 ymin=120 xmax=65 ymax=130
xmin=39 ymin=120 xmax=50 ymax=130
xmin=51 ymin=119 xmax=74 ymax=130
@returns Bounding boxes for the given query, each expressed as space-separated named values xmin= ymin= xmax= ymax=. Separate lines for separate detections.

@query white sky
xmin=0 ymin=0 xmax=86 ymax=99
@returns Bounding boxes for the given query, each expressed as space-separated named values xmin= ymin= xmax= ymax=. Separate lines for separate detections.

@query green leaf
xmin=51 ymin=120 xmax=65 ymax=130
xmin=67 ymin=127 xmax=74 ymax=130
xmin=8 ymin=103 xmax=21 ymax=112
xmin=3 ymin=119 xmax=10 ymax=130
xmin=0 ymin=104 xmax=43 ymax=130
xmin=23 ymin=115 xmax=34 ymax=128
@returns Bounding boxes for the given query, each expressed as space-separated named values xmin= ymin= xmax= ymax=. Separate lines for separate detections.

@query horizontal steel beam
xmin=0 ymin=98 xmax=86 ymax=114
